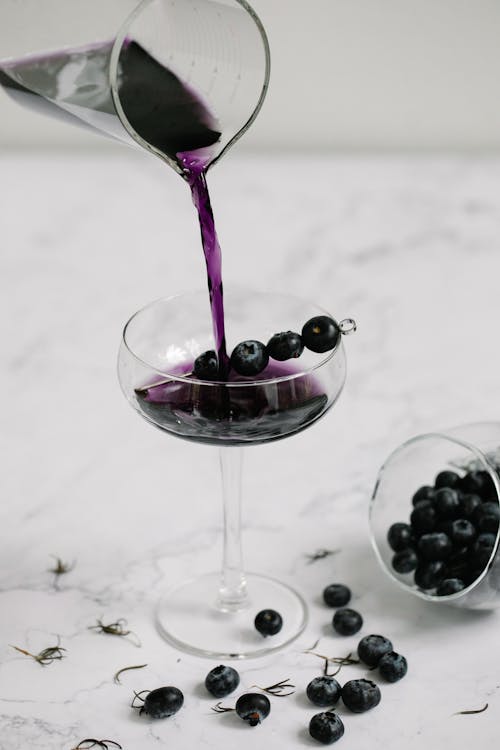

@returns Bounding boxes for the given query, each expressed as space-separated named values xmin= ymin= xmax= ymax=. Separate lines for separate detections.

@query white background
xmin=1 ymin=0 xmax=500 ymax=151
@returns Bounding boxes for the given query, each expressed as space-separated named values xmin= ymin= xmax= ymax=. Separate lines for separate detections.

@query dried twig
xmin=72 ymin=741 xmax=122 ymax=750
xmin=454 ymin=703 xmax=489 ymax=716
xmin=10 ymin=638 xmax=66 ymax=666
xmin=89 ymin=618 xmax=141 ymax=647
xmin=113 ymin=663 xmax=148 ymax=684
xmin=250 ymin=678 xmax=295 ymax=697
xmin=305 ymin=549 xmax=339 ymax=564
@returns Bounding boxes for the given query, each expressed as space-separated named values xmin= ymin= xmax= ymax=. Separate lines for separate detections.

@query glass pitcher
xmin=0 ymin=0 xmax=270 ymax=174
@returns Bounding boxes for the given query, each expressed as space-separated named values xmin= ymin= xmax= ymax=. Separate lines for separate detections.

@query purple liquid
xmin=135 ymin=360 xmax=329 ymax=446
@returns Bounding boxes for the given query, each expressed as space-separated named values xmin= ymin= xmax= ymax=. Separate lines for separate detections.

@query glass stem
xmin=217 ymin=446 xmax=248 ymax=612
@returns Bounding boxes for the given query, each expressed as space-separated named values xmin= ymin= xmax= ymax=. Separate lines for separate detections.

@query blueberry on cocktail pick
xmin=301 ymin=315 xmax=357 ymax=353
xmin=302 ymin=316 xmax=341 ymax=353
xmin=194 ymin=350 xmax=219 ymax=380
xmin=267 ymin=331 xmax=304 ymax=361
xmin=131 ymin=686 xmax=184 ymax=718
xmin=230 ymin=340 xmax=269 ymax=376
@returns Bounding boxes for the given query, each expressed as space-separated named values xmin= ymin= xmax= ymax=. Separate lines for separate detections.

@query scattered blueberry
xmin=341 ymin=679 xmax=381 ymax=713
xmin=412 ymin=485 xmax=435 ymax=506
xmin=306 ymin=676 xmax=342 ymax=707
xmin=140 ymin=687 xmax=184 ymax=718
xmin=205 ymin=665 xmax=240 ymax=698
xmin=448 ymin=519 xmax=476 ymax=546
xmin=230 ymin=340 xmax=269 ymax=376
xmin=323 ymin=583 xmax=351 ymax=608
xmin=378 ymin=652 xmax=408 ymax=682
xmin=193 ymin=350 xmax=219 ymax=380
xmin=387 ymin=522 xmax=413 ymax=552
xmin=266 ymin=331 xmax=304 ymax=361
xmin=309 ymin=712 xmax=345 ymax=744
xmin=357 ymin=635 xmax=393 ymax=667
xmin=302 ymin=316 xmax=340 ymax=354
xmin=332 ymin=608 xmax=363 ymax=636
xmin=417 ymin=532 xmax=453 ymax=561
xmin=254 ymin=609 xmax=283 ymax=637
xmin=410 ymin=503 xmax=437 ymax=534
xmin=434 ymin=488 xmax=461 ymax=519
xmin=435 ymin=470 xmax=460 ymax=489
xmin=414 ymin=560 xmax=446 ymax=589
xmin=436 ymin=578 xmax=466 ymax=596
xmin=235 ymin=693 xmax=271 ymax=726
xmin=392 ymin=548 xmax=419 ymax=574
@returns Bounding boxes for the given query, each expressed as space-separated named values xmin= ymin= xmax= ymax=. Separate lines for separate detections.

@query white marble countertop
xmin=2 ymin=150 xmax=500 ymax=749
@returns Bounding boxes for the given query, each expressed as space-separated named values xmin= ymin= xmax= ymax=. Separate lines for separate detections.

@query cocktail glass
xmin=118 ymin=288 xmax=355 ymax=658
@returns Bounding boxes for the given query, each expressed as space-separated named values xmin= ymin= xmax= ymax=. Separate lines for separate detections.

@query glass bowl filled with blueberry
xmin=369 ymin=423 xmax=500 ymax=609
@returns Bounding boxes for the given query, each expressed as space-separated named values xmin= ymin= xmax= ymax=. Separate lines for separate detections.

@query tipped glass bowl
xmin=370 ymin=422 xmax=500 ymax=610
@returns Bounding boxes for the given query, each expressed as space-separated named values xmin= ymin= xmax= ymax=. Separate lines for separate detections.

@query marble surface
xmin=1 ymin=149 xmax=500 ymax=749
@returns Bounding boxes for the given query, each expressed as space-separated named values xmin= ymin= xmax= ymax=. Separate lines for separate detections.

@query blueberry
xmin=266 ymin=331 xmax=304 ymax=361
xmin=443 ymin=548 xmax=470 ymax=581
xmin=193 ymin=350 xmax=219 ymax=380
xmin=205 ymin=665 xmax=240 ymax=698
xmin=475 ymin=502 xmax=500 ymax=534
xmin=140 ymin=687 xmax=184 ymax=718
xmin=332 ymin=608 xmax=363 ymax=636
xmin=417 ymin=532 xmax=452 ymax=561
xmin=436 ymin=578 xmax=466 ymax=596
xmin=412 ymin=485 xmax=435 ymax=506
xmin=378 ymin=652 xmax=408 ymax=683
xmin=357 ymin=634 xmax=393 ymax=667
xmin=459 ymin=493 xmax=483 ymax=519
xmin=302 ymin=316 xmax=340 ymax=354
xmin=449 ymin=519 xmax=476 ymax=546
xmin=471 ymin=533 xmax=496 ymax=568
xmin=230 ymin=340 xmax=269 ymax=376
xmin=341 ymin=679 xmax=381 ymax=713
xmin=392 ymin=548 xmax=419 ymax=574
xmin=434 ymin=488 xmax=461 ymax=519
xmin=322 ymin=583 xmax=351 ymax=608
xmin=435 ymin=471 xmax=460 ymax=489
xmin=414 ymin=560 xmax=446 ymax=589
xmin=254 ymin=609 xmax=283 ymax=637
xmin=461 ymin=470 xmax=494 ymax=498
xmin=306 ymin=676 xmax=342 ymax=707
xmin=387 ymin=522 xmax=413 ymax=552
xmin=410 ymin=503 xmax=437 ymax=534
xmin=235 ymin=693 xmax=271 ymax=726
xmin=309 ymin=712 xmax=345 ymax=744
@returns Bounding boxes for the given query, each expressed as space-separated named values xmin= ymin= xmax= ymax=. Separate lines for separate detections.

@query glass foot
xmin=156 ymin=572 xmax=308 ymax=659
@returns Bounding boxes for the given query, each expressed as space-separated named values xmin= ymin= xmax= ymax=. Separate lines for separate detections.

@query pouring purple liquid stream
xmin=0 ymin=40 xmax=331 ymax=442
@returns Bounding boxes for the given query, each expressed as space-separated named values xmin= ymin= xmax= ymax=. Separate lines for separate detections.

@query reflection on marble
xmin=1 ymin=151 xmax=500 ymax=748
